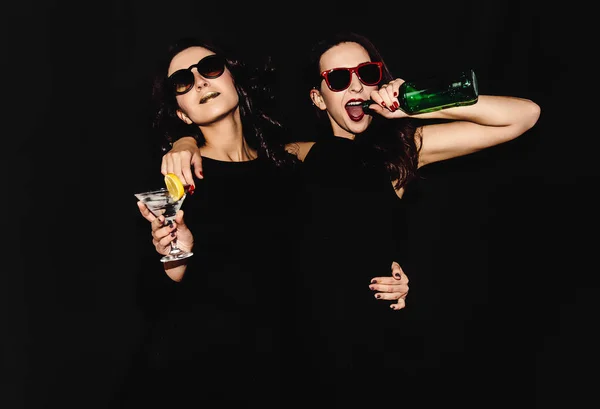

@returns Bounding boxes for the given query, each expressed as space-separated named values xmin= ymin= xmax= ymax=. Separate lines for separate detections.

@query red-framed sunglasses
xmin=320 ymin=61 xmax=383 ymax=92
xmin=168 ymin=54 xmax=226 ymax=95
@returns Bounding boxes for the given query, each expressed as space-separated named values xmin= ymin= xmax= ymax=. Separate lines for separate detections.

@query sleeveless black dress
xmin=121 ymin=156 xmax=297 ymax=408
xmin=289 ymin=134 xmax=411 ymax=406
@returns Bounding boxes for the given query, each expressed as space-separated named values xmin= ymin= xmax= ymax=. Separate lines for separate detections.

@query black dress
xmin=290 ymin=134 xmax=413 ymax=406
xmin=119 ymin=156 xmax=297 ymax=408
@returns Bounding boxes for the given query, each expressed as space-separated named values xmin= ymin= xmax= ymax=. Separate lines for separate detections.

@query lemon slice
xmin=164 ymin=173 xmax=185 ymax=201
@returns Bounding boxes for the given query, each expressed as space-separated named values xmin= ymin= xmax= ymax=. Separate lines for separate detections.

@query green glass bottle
xmin=363 ymin=69 xmax=479 ymax=115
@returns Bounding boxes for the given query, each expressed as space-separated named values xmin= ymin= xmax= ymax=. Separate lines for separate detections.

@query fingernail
xmin=371 ymin=279 xmax=377 ymax=283
xmin=375 ymin=294 xmax=381 ymax=299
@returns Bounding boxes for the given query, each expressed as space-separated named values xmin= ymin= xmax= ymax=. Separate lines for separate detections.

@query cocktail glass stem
xmin=169 ymin=237 xmax=183 ymax=255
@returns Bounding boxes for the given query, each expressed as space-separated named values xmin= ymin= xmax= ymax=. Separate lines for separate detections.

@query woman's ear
xmin=176 ymin=109 xmax=193 ymax=125
xmin=309 ymin=88 xmax=326 ymax=111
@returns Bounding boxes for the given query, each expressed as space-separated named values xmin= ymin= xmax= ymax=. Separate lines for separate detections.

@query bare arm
xmin=167 ymin=138 xmax=314 ymax=175
xmin=415 ymin=95 xmax=541 ymax=168
xmin=368 ymin=80 xmax=541 ymax=169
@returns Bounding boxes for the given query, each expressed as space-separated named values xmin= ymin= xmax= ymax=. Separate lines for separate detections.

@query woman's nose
xmin=193 ymin=71 xmax=209 ymax=89
xmin=348 ymin=72 xmax=363 ymax=92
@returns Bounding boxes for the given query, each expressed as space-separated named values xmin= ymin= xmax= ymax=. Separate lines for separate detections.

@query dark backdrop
xmin=5 ymin=1 xmax=592 ymax=408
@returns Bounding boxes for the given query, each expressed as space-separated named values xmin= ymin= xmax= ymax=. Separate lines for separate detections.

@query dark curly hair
xmin=150 ymin=36 xmax=298 ymax=169
xmin=306 ymin=31 xmax=421 ymax=190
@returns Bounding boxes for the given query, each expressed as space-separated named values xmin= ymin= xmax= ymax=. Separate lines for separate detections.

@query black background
xmin=4 ymin=1 xmax=593 ymax=408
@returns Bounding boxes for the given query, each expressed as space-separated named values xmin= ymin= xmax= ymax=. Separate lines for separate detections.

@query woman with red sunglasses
xmin=287 ymin=31 xmax=540 ymax=406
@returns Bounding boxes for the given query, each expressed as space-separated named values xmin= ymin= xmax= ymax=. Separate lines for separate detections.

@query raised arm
xmin=415 ymin=95 xmax=541 ymax=168
xmin=169 ymin=135 xmax=317 ymax=166
xmin=368 ymin=79 xmax=541 ymax=169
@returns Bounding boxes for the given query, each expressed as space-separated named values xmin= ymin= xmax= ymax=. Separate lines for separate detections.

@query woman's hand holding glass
xmin=137 ymin=202 xmax=194 ymax=282
xmin=137 ymin=202 xmax=194 ymax=257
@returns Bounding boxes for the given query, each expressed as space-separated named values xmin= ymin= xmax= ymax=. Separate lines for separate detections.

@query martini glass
xmin=134 ymin=186 xmax=194 ymax=263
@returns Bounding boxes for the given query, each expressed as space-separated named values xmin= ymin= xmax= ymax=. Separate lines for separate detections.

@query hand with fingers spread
xmin=137 ymin=201 xmax=194 ymax=282
xmin=161 ymin=136 xmax=204 ymax=187
xmin=369 ymin=261 xmax=409 ymax=310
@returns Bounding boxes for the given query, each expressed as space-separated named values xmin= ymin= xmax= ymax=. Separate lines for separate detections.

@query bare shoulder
xmin=285 ymin=141 xmax=316 ymax=162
